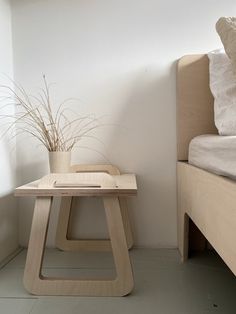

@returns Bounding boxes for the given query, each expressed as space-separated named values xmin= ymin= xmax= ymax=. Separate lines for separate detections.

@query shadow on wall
xmin=0 ymin=138 xmax=17 ymax=187
xmin=16 ymin=160 xmax=48 ymax=184
xmin=0 ymin=136 xmax=19 ymax=261
xmin=16 ymin=161 xmax=47 ymax=247
xmin=68 ymin=62 xmax=177 ymax=248
xmin=0 ymin=193 xmax=18 ymax=262
xmin=103 ymin=61 xmax=178 ymax=247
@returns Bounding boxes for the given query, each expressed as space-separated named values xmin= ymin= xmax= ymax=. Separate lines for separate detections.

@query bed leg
xmin=178 ymin=212 xmax=189 ymax=262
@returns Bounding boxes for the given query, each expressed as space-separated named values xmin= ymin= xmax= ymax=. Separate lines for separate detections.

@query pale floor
xmin=0 ymin=248 xmax=235 ymax=314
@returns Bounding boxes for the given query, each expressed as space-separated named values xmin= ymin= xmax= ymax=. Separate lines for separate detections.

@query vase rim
xmin=49 ymin=151 xmax=71 ymax=153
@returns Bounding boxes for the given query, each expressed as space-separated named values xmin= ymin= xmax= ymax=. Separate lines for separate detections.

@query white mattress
xmin=188 ymin=134 xmax=236 ymax=180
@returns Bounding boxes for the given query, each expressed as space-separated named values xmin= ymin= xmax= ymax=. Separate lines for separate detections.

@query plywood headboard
xmin=177 ymin=54 xmax=217 ymax=161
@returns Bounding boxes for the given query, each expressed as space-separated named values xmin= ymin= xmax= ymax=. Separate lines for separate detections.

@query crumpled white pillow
xmin=208 ymin=49 xmax=236 ymax=135
xmin=216 ymin=17 xmax=236 ymax=74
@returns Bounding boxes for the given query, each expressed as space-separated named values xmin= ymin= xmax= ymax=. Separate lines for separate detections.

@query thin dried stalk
xmin=0 ymin=77 xmax=101 ymax=152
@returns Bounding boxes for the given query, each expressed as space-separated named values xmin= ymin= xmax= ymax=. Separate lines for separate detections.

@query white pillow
xmin=216 ymin=17 xmax=236 ymax=74
xmin=208 ymin=49 xmax=236 ymax=135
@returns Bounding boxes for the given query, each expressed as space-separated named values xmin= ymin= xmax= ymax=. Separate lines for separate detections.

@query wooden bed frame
xmin=177 ymin=54 xmax=236 ymax=276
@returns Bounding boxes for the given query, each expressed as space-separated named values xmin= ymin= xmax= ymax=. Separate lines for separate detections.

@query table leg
xmin=24 ymin=196 xmax=133 ymax=296
xmin=103 ymin=196 xmax=134 ymax=295
xmin=23 ymin=196 xmax=52 ymax=293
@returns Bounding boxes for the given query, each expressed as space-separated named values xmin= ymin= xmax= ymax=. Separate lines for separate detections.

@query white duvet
xmin=188 ymin=134 xmax=236 ymax=180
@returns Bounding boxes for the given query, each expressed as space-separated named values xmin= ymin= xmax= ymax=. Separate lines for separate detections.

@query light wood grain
xmin=177 ymin=162 xmax=236 ymax=276
xmin=22 ymin=175 xmax=135 ymax=296
xmin=56 ymin=164 xmax=134 ymax=252
xmin=177 ymin=54 xmax=217 ymax=161
xmin=15 ymin=174 xmax=137 ymax=197
xmin=23 ymin=197 xmax=52 ymax=292
xmin=177 ymin=54 xmax=216 ymax=254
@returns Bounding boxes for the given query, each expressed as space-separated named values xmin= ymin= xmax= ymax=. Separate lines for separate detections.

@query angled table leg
xmin=119 ymin=197 xmax=133 ymax=249
xmin=24 ymin=196 xmax=134 ymax=296
xmin=23 ymin=196 xmax=52 ymax=293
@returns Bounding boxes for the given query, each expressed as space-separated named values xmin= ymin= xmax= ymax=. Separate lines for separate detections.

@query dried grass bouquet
xmin=0 ymin=76 xmax=101 ymax=152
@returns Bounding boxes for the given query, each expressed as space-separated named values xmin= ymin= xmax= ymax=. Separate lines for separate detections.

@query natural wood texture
xmin=56 ymin=164 xmax=134 ymax=252
xmin=19 ymin=173 xmax=136 ymax=296
xmin=177 ymin=54 xmax=217 ymax=161
xmin=118 ymin=197 xmax=134 ymax=250
xmin=177 ymin=162 xmax=236 ymax=276
xmin=171 ymin=53 xmax=236 ymax=276
xmin=176 ymin=54 xmax=216 ymax=254
xmin=15 ymin=174 xmax=137 ymax=197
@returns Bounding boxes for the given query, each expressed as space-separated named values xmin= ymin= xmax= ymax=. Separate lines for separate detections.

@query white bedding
xmin=188 ymin=134 xmax=236 ymax=180
xmin=208 ymin=49 xmax=236 ymax=136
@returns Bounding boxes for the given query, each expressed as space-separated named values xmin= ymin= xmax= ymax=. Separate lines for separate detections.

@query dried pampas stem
xmin=0 ymin=76 xmax=101 ymax=152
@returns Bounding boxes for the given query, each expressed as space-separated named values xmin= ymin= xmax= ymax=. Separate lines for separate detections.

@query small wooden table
xmin=15 ymin=172 xmax=137 ymax=296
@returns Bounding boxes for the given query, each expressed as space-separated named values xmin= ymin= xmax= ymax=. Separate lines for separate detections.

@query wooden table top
xmin=15 ymin=173 xmax=137 ymax=197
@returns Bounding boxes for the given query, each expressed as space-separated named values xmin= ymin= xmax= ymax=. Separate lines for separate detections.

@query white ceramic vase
xmin=48 ymin=151 xmax=71 ymax=173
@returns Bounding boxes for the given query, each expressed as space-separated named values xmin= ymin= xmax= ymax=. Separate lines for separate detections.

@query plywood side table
xmin=15 ymin=172 xmax=137 ymax=296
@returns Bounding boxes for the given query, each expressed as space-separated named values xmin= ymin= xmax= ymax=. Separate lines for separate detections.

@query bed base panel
xmin=177 ymin=161 xmax=236 ymax=275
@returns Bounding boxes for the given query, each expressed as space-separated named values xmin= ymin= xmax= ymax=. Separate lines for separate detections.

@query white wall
xmin=0 ymin=0 xmax=18 ymax=261
xmin=11 ymin=0 xmax=236 ymax=248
